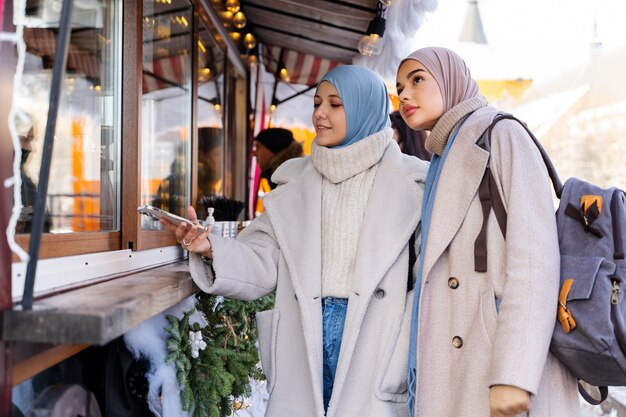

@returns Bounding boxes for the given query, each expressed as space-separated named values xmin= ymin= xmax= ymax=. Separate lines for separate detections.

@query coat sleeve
xmin=189 ymin=212 xmax=279 ymax=301
xmin=486 ymin=119 xmax=560 ymax=395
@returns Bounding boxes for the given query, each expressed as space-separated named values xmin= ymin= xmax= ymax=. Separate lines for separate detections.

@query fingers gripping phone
xmin=137 ymin=205 xmax=208 ymax=233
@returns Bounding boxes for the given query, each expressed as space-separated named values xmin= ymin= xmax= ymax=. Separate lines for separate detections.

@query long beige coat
xmin=413 ymin=105 xmax=579 ymax=416
xmin=190 ymin=141 xmax=428 ymax=417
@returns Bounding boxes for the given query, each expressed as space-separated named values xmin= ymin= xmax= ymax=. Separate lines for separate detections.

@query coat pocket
xmin=375 ymin=290 xmax=412 ymax=403
xmin=479 ymin=287 xmax=498 ymax=345
xmin=256 ymin=308 xmax=280 ymax=394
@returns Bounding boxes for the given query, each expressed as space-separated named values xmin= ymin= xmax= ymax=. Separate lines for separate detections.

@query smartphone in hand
xmin=137 ymin=205 xmax=208 ymax=233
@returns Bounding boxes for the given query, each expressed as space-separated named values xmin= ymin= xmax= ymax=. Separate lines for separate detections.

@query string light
xmin=220 ymin=10 xmax=233 ymax=28
xmin=243 ymin=33 xmax=256 ymax=50
xmin=225 ymin=0 xmax=240 ymax=14
xmin=232 ymin=11 xmax=247 ymax=29
xmin=197 ymin=40 xmax=206 ymax=53
xmin=230 ymin=31 xmax=242 ymax=42
xmin=247 ymin=54 xmax=258 ymax=68
xmin=358 ymin=5 xmax=386 ymax=56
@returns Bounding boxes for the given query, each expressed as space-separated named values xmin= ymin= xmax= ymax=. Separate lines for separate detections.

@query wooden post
xmin=0 ymin=0 xmax=16 ymax=413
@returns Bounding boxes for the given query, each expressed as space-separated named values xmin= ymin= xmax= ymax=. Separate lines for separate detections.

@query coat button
xmin=452 ymin=336 xmax=464 ymax=348
xmin=375 ymin=288 xmax=386 ymax=299
xmin=448 ymin=277 xmax=459 ymax=289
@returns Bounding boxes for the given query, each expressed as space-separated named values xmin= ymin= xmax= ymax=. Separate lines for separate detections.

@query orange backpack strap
xmin=557 ymin=279 xmax=576 ymax=333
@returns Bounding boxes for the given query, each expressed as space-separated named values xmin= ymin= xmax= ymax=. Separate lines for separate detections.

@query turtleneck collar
xmin=311 ymin=128 xmax=392 ymax=184
xmin=426 ymin=96 xmax=488 ymax=156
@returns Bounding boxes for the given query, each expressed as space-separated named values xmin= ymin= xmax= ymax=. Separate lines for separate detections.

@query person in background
xmin=161 ymin=65 xmax=428 ymax=417
xmin=152 ymin=145 xmax=187 ymax=216
xmin=396 ymin=46 xmax=579 ymax=417
xmin=253 ymin=127 xmax=303 ymax=216
xmin=197 ymin=126 xmax=224 ymax=198
xmin=153 ymin=127 xmax=224 ymax=220
xmin=389 ymin=111 xmax=431 ymax=161
xmin=16 ymin=123 xmax=52 ymax=234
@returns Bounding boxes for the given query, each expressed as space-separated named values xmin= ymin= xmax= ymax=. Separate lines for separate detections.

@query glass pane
xmin=141 ymin=0 xmax=193 ymax=230
xmin=196 ymin=23 xmax=225 ymax=202
xmin=15 ymin=0 xmax=122 ymax=234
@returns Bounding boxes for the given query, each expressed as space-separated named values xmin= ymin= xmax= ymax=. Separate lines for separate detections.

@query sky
xmin=413 ymin=0 xmax=626 ymax=82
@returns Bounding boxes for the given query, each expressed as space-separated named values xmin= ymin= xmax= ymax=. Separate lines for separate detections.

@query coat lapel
xmin=264 ymin=162 xmax=323 ymax=301
xmin=331 ymin=145 xmax=426 ymax=403
xmin=421 ymin=131 xmax=489 ymax=281
xmin=350 ymin=147 xmax=424 ymax=308
xmin=263 ymin=161 xmax=325 ymax=412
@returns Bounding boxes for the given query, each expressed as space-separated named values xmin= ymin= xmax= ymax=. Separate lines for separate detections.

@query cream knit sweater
xmin=311 ymin=128 xmax=392 ymax=298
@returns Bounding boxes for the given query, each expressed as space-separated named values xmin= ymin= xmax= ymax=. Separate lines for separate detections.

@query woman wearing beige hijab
xmin=397 ymin=47 xmax=579 ymax=417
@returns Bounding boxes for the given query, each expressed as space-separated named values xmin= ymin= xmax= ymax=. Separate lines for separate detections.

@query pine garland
xmin=165 ymin=293 xmax=275 ymax=417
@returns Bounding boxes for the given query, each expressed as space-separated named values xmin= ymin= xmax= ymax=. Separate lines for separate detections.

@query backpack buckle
xmin=611 ymin=280 xmax=621 ymax=305
xmin=558 ymin=279 xmax=577 ymax=333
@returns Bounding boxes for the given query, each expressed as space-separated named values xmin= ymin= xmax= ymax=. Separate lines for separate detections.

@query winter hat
xmin=255 ymin=128 xmax=295 ymax=154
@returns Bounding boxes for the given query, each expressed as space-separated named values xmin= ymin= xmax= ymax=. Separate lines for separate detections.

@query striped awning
xmin=142 ymin=54 xmax=191 ymax=94
xmin=23 ymin=27 xmax=193 ymax=95
xmin=23 ymin=28 xmax=101 ymax=81
xmin=263 ymin=44 xmax=341 ymax=87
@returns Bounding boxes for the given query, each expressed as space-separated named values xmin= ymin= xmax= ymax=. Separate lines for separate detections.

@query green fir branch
xmin=164 ymin=292 xmax=275 ymax=416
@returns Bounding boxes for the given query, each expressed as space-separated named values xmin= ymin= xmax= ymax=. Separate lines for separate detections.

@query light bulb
xmin=230 ymin=31 xmax=241 ymax=42
xmin=220 ymin=10 xmax=233 ymax=28
xmin=225 ymin=0 xmax=240 ymax=14
xmin=243 ymin=33 xmax=256 ymax=50
xmin=232 ymin=11 xmax=247 ymax=29
xmin=247 ymin=54 xmax=258 ymax=68
xmin=357 ymin=34 xmax=384 ymax=56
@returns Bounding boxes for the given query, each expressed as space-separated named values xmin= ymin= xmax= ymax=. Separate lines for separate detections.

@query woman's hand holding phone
xmin=160 ymin=206 xmax=213 ymax=259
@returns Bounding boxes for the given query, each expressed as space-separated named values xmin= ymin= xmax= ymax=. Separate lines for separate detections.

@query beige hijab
xmin=401 ymin=47 xmax=481 ymax=112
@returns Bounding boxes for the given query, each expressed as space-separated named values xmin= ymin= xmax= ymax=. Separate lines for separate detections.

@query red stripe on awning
xmin=291 ymin=51 xmax=306 ymax=84
xmin=307 ymin=56 xmax=322 ymax=86
xmin=142 ymin=54 xmax=190 ymax=94
xmin=263 ymin=44 xmax=341 ymax=87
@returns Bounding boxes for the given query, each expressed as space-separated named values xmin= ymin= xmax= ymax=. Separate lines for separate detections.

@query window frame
xmin=8 ymin=0 xmax=248 ymax=287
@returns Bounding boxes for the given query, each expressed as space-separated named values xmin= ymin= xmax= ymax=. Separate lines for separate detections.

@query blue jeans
xmin=322 ymin=297 xmax=348 ymax=413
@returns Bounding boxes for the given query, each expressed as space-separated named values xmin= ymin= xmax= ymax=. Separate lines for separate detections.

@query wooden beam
xmin=13 ymin=232 xmax=121 ymax=262
xmin=1 ymin=0 xmax=17 ymax=412
xmin=121 ymin=0 xmax=143 ymax=252
xmin=12 ymin=344 xmax=90 ymax=386
xmin=2 ymin=261 xmax=199 ymax=345
xmin=243 ymin=0 xmax=373 ymax=26
xmin=317 ymin=0 xmax=378 ymax=13
xmin=255 ymin=23 xmax=359 ymax=53
xmin=243 ymin=2 xmax=365 ymax=34
xmin=255 ymin=29 xmax=356 ymax=63
xmin=245 ymin=7 xmax=364 ymax=49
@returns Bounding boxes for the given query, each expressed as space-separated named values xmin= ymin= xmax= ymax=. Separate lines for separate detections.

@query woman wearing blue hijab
xmin=162 ymin=65 xmax=428 ymax=417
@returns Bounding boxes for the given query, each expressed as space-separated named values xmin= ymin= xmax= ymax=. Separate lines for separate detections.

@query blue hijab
xmin=318 ymin=65 xmax=391 ymax=148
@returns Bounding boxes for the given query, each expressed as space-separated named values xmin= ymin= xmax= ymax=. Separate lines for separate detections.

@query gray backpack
xmin=475 ymin=113 xmax=626 ymax=405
